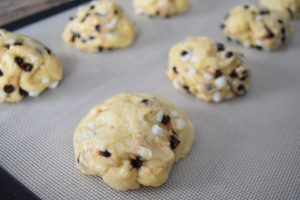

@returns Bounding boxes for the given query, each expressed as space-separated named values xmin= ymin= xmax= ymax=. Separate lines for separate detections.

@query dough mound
xmin=74 ymin=93 xmax=195 ymax=191
xmin=221 ymin=3 xmax=293 ymax=51
xmin=167 ymin=36 xmax=251 ymax=103
xmin=260 ymin=0 xmax=300 ymax=19
xmin=63 ymin=0 xmax=135 ymax=52
xmin=133 ymin=0 xmax=189 ymax=18
xmin=0 ymin=29 xmax=63 ymax=103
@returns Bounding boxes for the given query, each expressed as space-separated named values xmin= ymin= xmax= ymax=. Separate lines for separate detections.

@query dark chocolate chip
xmin=99 ymin=150 xmax=111 ymax=157
xmin=4 ymin=85 xmax=15 ymax=94
xmin=45 ymin=47 xmax=52 ymax=54
xmin=130 ymin=156 xmax=143 ymax=169
xmin=259 ymin=9 xmax=270 ymax=15
xmin=114 ymin=9 xmax=119 ymax=15
xmin=225 ymin=51 xmax=234 ymax=58
xmin=229 ymin=70 xmax=238 ymax=78
xmin=155 ymin=11 xmax=160 ymax=16
xmin=170 ymin=135 xmax=180 ymax=150
xmin=237 ymin=85 xmax=246 ymax=95
xmin=266 ymin=32 xmax=275 ymax=39
xmin=204 ymin=84 xmax=212 ymax=91
xmin=98 ymin=46 xmax=104 ymax=52
xmin=220 ymin=23 xmax=225 ymax=29
xmin=14 ymin=41 xmax=23 ymax=46
xmin=281 ymin=28 xmax=286 ymax=35
xmin=77 ymin=157 xmax=80 ymax=163
xmin=215 ymin=70 xmax=223 ymax=78
xmin=90 ymin=5 xmax=95 ymax=10
xmin=278 ymin=19 xmax=283 ymax=24
xmin=161 ymin=115 xmax=171 ymax=125
xmin=183 ymin=85 xmax=191 ymax=94
xmin=240 ymin=70 xmax=249 ymax=80
xmin=95 ymin=25 xmax=101 ymax=32
xmin=89 ymin=36 xmax=95 ymax=40
xmin=15 ymin=56 xmax=24 ymax=66
xmin=141 ymin=99 xmax=149 ymax=104
xmin=0 ymin=69 xmax=2 ymax=76
xmin=244 ymin=4 xmax=249 ymax=10
xmin=173 ymin=66 xmax=178 ymax=74
xmin=181 ymin=50 xmax=188 ymax=56
xmin=254 ymin=45 xmax=263 ymax=50
xmin=217 ymin=43 xmax=225 ymax=51
xmin=4 ymin=44 xmax=10 ymax=49
xmin=21 ymin=63 xmax=33 ymax=72
xmin=281 ymin=36 xmax=286 ymax=43
xmin=19 ymin=88 xmax=28 ymax=96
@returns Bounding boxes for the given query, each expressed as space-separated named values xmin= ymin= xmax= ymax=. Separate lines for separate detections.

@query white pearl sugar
xmin=176 ymin=119 xmax=186 ymax=130
xmin=152 ymin=124 xmax=164 ymax=136
xmin=214 ymin=76 xmax=227 ymax=88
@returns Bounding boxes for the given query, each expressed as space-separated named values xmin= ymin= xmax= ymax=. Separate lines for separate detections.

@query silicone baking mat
xmin=1 ymin=0 xmax=300 ymax=199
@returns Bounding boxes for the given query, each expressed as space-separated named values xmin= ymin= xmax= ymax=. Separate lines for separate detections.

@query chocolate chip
xmin=15 ymin=56 xmax=24 ymax=66
xmin=77 ymin=157 xmax=80 ymax=163
xmin=181 ymin=50 xmax=188 ymax=56
xmin=278 ymin=19 xmax=283 ymax=24
xmin=215 ymin=70 xmax=223 ymax=78
xmin=281 ymin=28 xmax=286 ymax=35
xmin=254 ymin=45 xmax=263 ymax=50
xmin=89 ymin=36 xmax=95 ymax=40
xmin=130 ymin=156 xmax=143 ymax=169
xmin=98 ymin=46 xmax=104 ymax=52
xmin=4 ymin=85 xmax=14 ymax=94
xmin=4 ymin=44 xmax=10 ymax=49
xmin=183 ymin=85 xmax=191 ymax=94
xmin=141 ymin=99 xmax=149 ymax=104
xmin=161 ymin=115 xmax=171 ymax=125
xmin=0 ymin=69 xmax=2 ymax=76
xmin=14 ymin=41 xmax=23 ymax=46
xmin=99 ymin=150 xmax=111 ymax=157
xmin=240 ymin=70 xmax=249 ymax=80
xmin=217 ymin=43 xmax=225 ymax=51
xmin=237 ymin=85 xmax=246 ymax=95
xmin=281 ymin=36 xmax=286 ymax=43
xmin=95 ymin=25 xmax=101 ymax=32
xmin=45 ymin=47 xmax=52 ymax=54
xmin=21 ymin=63 xmax=33 ymax=72
xmin=259 ymin=9 xmax=270 ymax=15
xmin=266 ymin=32 xmax=275 ymax=39
xmin=204 ymin=84 xmax=212 ymax=91
xmin=19 ymin=88 xmax=28 ymax=96
xmin=114 ymin=10 xmax=118 ymax=15
xmin=173 ymin=66 xmax=178 ymax=74
xmin=170 ymin=135 xmax=180 ymax=150
xmin=225 ymin=51 xmax=234 ymax=58
xmin=244 ymin=4 xmax=249 ymax=10
xmin=90 ymin=5 xmax=95 ymax=10
xmin=229 ymin=70 xmax=238 ymax=78
xmin=220 ymin=23 xmax=225 ymax=29
xmin=155 ymin=11 xmax=160 ymax=16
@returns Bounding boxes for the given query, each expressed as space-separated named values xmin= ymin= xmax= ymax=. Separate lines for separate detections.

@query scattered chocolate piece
xmin=181 ymin=50 xmax=188 ymax=56
xmin=259 ymin=9 xmax=270 ymax=15
xmin=4 ymin=85 xmax=15 ymax=94
xmin=240 ymin=70 xmax=249 ymax=80
xmin=254 ymin=45 xmax=263 ymax=50
xmin=95 ymin=25 xmax=101 ymax=32
xmin=98 ymin=46 xmax=104 ymax=52
xmin=244 ymin=4 xmax=249 ymax=10
xmin=237 ymin=85 xmax=246 ymax=95
xmin=99 ymin=150 xmax=111 ymax=157
xmin=183 ymin=85 xmax=191 ymax=94
xmin=229 ymin=70 xmax=238 ymax=78
xmin=89 ymin=36 xmax=95 ymax=40
xmin=217 ymin=43 xmax=225 ymax=52
xmin=130 ymin=156 xmax=143 ymax=169
xmin=155 ymin=11 xmax=160 ymax=16
xmin=21 ymin=63 xmax=33 ymax=72
xmin=141 ymin=99 xmax=149 ymax=104
xmin=114 ymin=9 xmax=119 ymax=15
xmin=45 ymin=47 xmax=52 ymax=54
xmin=215 ymin=70 xmax=223 ymax=78
xmin=0 ymin=69 xmax=2 ymax=76
xmin=278 ymin=19 xmax=283 ymax=24
xmin=173 ymin=66 xmax=178 ymax=74
xmin=19 ymin=88 xmax=28 ymax=96
xmin=281 ymin=36 xmax=286 ymax=43
xmin=161 ymin=115 xmax=171 ymax=125
xmin=225 ymin=51 xmax=234 ymax=58
xmin=90 ymin=5 xmax=95 ymax=10
xmin=15 ymin=56 xmax=24 ymax=66
xmin=4 ymin=44 xmax=10 ymax=49
xmin=170 ymin=135 xmax=180 ymax=150
xmin=14 ymin=41 xmax=23 ymax=46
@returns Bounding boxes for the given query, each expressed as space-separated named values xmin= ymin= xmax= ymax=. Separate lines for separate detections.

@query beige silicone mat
xmin=1 ymin=0 xmax=300 ymax=199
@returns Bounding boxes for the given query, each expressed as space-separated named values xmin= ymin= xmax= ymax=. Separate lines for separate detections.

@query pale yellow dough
xmin=221 ymin=3 xmax=293 ymax=51
xmin=63 ymin=0 xmax=135 ymax=52
xmin=260 ymin=0 xmax=300 ymax=19
xmin=0 ymin=29 xmax=63 ymax=103
xmin=74 ymin=93 xmax=195 ymax=191
xmin=167 ymin=36 xmax=251 ymax=103
xmin=133 ymin=0 xmax=189 ymax=18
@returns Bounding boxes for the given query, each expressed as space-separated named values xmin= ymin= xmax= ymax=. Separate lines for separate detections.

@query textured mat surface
xmin=1 ymin=0 xmax=300 ymax=199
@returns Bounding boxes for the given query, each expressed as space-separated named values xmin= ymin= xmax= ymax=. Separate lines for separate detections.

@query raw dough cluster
xmin=0 ymin=29 xmax=63 ymax=103
xmin=74 ymin=93 xmax=195 ymax=191
xmin=221 ymin=3 xmax=293 ymax=51
xmin=167 ymin=36 xmax=251 ymax=103
xmin=260 ymin=0 xmax=300 ymax=19
xmin=133 ymin=0 xmax=189 ymax=18
xmin=63 ymin=0 xmax=135 ymax=52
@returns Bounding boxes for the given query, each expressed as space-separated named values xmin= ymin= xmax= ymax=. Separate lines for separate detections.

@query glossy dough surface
xmin=0 ymin=29 xmax=62 ymax=103
xmin=133 ymin=0 xmax=189 ymax=18
xmin=63 ymin=0 xmax=135 ymax=52
xmin=167 ymin=36 xmax=251 ymax=103
xmin=74 ymin=93 xmax=195 ymax=191
xmin=221 ymin=3 xmax=293 ymax=51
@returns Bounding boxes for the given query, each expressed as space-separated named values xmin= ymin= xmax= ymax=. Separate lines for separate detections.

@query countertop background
xmin=0 ymin=0 xmax=72 ymax=26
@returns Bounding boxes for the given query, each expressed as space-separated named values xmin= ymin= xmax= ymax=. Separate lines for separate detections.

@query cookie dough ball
xmin=167 ymin=36 xmax=251 ymax=103
xmin=63 ymin=0 xmax=135 ymax=52
xmin=0 ymin=29 xmax=63 ymax=103
xmin=133 ymin=0 xmax=189 ymax=18
xmin=260 ymin=0 xmax=300 ymax=19
xmin=221 ymin=3 xmax=293 ymax=51
xmin=74 ymin=93 xmax=195 ymax=191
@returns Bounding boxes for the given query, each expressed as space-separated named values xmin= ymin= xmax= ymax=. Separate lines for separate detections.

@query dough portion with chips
xmin=63 ymin=0 xmax=135 ymax=52
xmin=260 ymin=0 xmax=300 ymax=19
xmin=133 ymin=0 xmax=189 ymax=18
xmin=74 ymin=93 xmax=195 ymax=191
xmin=0 ymin=29 xmax=62 ymax=103
xmin=221 ymin=3 xmax=293 ymax=51
xmin=167 ymin=36 xmax=251 ymax=103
